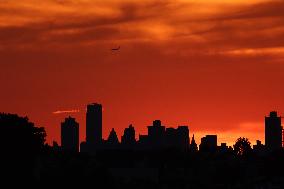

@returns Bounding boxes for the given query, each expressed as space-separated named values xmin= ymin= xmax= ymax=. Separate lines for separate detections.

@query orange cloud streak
xmin=53 ymin=110 xmax=80 ymax=114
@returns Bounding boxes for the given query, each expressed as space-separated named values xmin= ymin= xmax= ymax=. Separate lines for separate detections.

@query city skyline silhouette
xmin=1 ymin=109 xmax=284 ymax=188
xmin=1 ymin=106 xmax=282 ymax=152
xmin=59 ymin=103 xmax=283 ymax=153
xmin=1 ymin=0 xmax=284 ymax=187
xmin=2 ymin=0 xmax=284 ymax=147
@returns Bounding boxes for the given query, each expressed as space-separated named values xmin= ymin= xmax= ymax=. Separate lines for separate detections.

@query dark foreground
xmin=2 ymin=149 xmax=284 ymax=189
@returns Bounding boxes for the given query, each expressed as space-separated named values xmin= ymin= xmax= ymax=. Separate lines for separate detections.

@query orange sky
xmin=1 ymin=0 xmax=284 ymax=146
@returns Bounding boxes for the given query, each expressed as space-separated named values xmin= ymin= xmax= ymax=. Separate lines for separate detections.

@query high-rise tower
xmin=265 ymin=111 xmax=282 ymax=151
xmin=61 ymin=116 xmax=79 ymax=152
xmin=86 ymin=103 xmax=102 ymax=145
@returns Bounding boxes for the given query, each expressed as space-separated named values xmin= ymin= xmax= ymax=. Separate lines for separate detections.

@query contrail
xmin=52 ymin=110 xmax=80 ymax=114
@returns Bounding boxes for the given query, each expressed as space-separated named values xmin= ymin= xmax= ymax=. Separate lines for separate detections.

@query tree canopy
xmin=0 ymin=113 xmax=46 ymax=155
xmin=233 ymin=137 xmax=252 ymax=156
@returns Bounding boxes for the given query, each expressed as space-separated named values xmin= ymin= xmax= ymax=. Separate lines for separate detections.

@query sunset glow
xmin=1 ymin=0 xmax=284 ymax=146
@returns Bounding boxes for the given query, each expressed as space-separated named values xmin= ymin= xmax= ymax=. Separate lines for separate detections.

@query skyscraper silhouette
xmin=121 ymin=124 xmax=136 ymax=145
xmin=86 ymin=103 xmax=102 ymax=146
xmin=61 ymin=116 xmax=79 ymax=152
xmin=177 ymin=126 xmax=189 ymax=151
xmin=148 ymin=120 xmax=166 ymax=149
xmin=265 ymin=111 xmax=283 ymax=151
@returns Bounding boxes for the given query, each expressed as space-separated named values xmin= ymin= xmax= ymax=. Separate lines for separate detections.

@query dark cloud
xmin=212 ymin=0 xmax=284 ymax=21
xmin=0 ymin=0 xmax=283 ymax=56
xmin=0 ymin=1 xmax=174 ymax=47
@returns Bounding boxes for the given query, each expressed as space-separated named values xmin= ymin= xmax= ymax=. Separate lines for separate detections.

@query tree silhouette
xmin=233 ymin=137 xmax=252 ymax=156
xmin=0 ymin=113 xmax=46 ymax=155
xmin=0 ymin=113 xmax=47 ymax=182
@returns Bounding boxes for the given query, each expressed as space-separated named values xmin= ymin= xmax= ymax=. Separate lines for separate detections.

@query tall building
xmin=165 ymin=126 xmax=189 ymax=151
xmin=199 ymin=135 xmax=217 ymax=152
xmin=177 ymin=126 xmax=189 ymax=151
xmin=148 ymin=120 xmax=165 ymax=139
xmin=121 ymin=124 xmax=136 ymax=145
xmin=86 ymin=103 xmax=102 ymax=145
xmin=147 ymin=120 xmax=166 ymax=148
xmin=61 ymin=116 xmax=79 ymax=152
xmin=265 ymin=111 xmax=282 ymax=151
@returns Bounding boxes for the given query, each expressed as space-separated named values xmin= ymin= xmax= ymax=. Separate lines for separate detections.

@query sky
xmin=1 ymin=0 xmax=284 ymax=146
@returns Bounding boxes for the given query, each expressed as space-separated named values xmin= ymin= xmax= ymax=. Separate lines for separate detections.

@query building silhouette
xmin=177 ymin=126 xmax=190 ymax=151
xmin=148 ymin=120 xmax=166 ymax=148
xmin=121 ymin=124 xmax=136 ymax=145
xmin=138 ymin=120 xmax=189 ymax=151
xmin=107 ymin=128 xmax=119 ymax=145
xmin=86 ymin=103 xmax=102 ymax=146
xmin=190 ymin=134 xmax=198 ymax=152
xmin=253 ymin=140 xmax=265 ymax=154
xmin=105 ymin=128 xmax=120 ymax=149
xmin=199 ymin=135 xmax=217 ymax=153
xmin=265 ymin=111 xmax=283 ymax=151
xmin=218 ymin=143 xmax=229 ymax=153
xmin=165 ymin=127 xmax=177 ymax=148
xmin=138 ymin=134 xmax=148 ymax=149
xmin=61 ymin=116 xmax=79 ymax=152
xmin=165 ymin=126 xmax=189 ymax=151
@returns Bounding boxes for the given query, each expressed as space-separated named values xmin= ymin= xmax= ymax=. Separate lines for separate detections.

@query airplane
xmin=111 ymin=46 xmax=120 ymax=51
